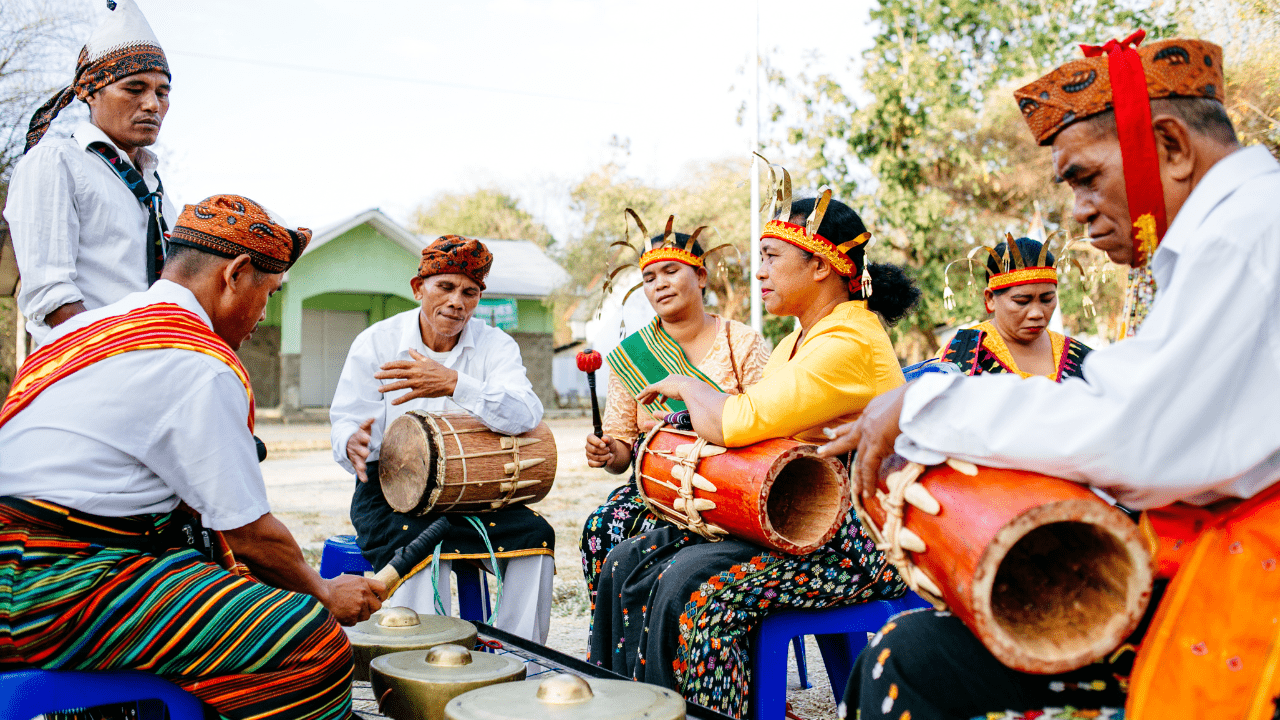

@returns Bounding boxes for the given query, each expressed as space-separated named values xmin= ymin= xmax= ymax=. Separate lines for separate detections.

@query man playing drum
xmin=0 ymin=194 xmax=382 ymax=720
xmin=823 ymin=33 xmax=1280 ymax=720
xmin=331 ymin=235 xmax=555 ymax=644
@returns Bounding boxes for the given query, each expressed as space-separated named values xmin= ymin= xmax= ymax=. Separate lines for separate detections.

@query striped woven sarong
xmin=0 ymin=498 xmax=354 ymax=720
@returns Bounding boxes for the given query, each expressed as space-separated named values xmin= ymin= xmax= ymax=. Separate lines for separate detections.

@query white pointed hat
xmin=25 ymin=0 xmax=169 ymax=153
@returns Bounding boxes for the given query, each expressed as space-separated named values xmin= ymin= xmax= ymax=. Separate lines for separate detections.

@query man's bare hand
xmin=346 ymin=417 xmax=375 ymax=482
xmin=376 ymin=349 xmax=459 ymax=405
xmin=320 ymin=574 xmax=385 ymax=625
xmin=817 ymin=384 xmax=909 ymax=499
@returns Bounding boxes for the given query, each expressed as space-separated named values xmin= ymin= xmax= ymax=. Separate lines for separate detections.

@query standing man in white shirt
xmin=4 ymin=0 xmax=177 ymax=346
xmin=331 ymin=234 xmax=555 ymax=644
xmin=822 ymin=34 xmax=1280 ymax=720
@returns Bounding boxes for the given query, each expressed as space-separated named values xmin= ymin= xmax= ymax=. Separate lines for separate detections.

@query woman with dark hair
xmin=941 ymin=236 xmax=1091 ymax=380
xmin=580 ymin=218 xmax=770 ymax=611
xmin=586 ymin=176 xmax=921 ymax=717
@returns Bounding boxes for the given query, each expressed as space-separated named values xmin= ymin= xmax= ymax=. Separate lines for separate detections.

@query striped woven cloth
xmin=0 ymin=498 xmax=354 ymax=720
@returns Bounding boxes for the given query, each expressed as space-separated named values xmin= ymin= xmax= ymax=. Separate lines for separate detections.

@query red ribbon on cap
xmin=1079 ymin=29 xmax=1167 ymax=268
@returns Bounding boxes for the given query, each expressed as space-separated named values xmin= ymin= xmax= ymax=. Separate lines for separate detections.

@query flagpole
xmin=749 ymin=0 xmax=762 ymax=333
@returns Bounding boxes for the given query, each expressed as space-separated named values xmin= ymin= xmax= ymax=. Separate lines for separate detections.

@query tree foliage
xmin=558 ymin=158 xmax=755 ymax=323
xmin=773 ymin=0 xmax=1176 ymax=360
xmin=411 ymin=188 xmax=554 ymax=248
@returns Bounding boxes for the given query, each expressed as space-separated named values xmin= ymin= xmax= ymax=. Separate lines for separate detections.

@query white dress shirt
xmin=0 ymin=280 xmax=269 ymax=531
xmin=4 ymin=122 xmax=178 ymax=345
xmin=896 ymin=146 xmax=1280 ymax=510
xmin=330 ymin=308 xmax=544 ymax=473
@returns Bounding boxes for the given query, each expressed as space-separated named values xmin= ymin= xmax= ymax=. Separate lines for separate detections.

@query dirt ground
xmin=259 ymin=415 xmax=839 ymax=720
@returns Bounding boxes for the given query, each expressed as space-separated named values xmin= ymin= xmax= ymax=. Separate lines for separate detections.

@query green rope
xmin=463 ymin=515 xmax=503 ymax=619
xmin=430 ymin=541 xmax=446 ymax=616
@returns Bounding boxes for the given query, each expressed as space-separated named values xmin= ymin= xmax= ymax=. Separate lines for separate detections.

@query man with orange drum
xmin=330 ymin=235 xmax=554 ymax=643
xmin=824 ymin=33 xmax=1280 ymax=720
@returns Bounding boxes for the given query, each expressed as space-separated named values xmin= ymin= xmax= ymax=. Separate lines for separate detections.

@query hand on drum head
xmin=816 ymin=384 xmax=908 ymax=499
xmin=321 ymin=574 xmax=385 ymax=625
xmin=347 ymin=417 xmax=375 ymax=482
xmin=375 ymin=349 xmax=460 ymax=405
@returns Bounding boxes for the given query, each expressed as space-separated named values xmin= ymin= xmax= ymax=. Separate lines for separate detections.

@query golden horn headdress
xmin=942 ymin=231 xmax=1095 ymax=317
xmin=754 ymin=153 xmax=874 ymax=296
xmin=602 ymin=209 xmax=733 ymax=304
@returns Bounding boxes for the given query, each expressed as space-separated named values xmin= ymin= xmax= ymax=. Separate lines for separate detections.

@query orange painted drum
xmin=858 ymin=455 xmax=1154 ymax=674
xmin=634 ymin=424 xmax=849 ymax=555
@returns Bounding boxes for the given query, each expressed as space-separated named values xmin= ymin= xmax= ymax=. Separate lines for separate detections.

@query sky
xmin=51 ymin=0 xmax=878 ymax=241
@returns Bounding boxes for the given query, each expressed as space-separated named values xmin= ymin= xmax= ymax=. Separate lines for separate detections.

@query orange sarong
xmin=1128 ymin=481 xmax=1280 ymax=718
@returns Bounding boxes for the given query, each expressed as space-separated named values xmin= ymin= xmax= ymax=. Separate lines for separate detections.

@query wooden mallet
xmin=576 ymin=349 xmax=604 ymax=438
xmin=372 ymin=516 xmax=452 ymax=598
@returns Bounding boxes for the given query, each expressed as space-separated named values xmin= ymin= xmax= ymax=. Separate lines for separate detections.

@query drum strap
xmin=427 ymin=515 xmax=505 ymax=619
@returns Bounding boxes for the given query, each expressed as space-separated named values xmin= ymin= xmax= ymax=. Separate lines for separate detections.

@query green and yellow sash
xmin=606 ymin=317 xmax=723 ymax=416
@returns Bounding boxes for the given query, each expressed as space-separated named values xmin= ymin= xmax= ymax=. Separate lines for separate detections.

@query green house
xmin=237 ymin=209 xmax=567 ymax=414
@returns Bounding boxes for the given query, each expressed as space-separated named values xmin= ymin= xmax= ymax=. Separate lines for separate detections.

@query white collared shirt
xmin=0 ymin=280 xmax=269 ymax=531
xmin=330 ymin=308 xmax=544 ymax=473
xmin=4 ymin=122 xmax=178 ymax=345
xmin=895 ymin=146 xmax=1280 ymax=509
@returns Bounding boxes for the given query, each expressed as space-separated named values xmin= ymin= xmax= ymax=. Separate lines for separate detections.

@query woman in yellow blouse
xmin=587 ymin=191 xmax=921 ymax=717
xmin=580 ymin=228 xmax=770 ymax=610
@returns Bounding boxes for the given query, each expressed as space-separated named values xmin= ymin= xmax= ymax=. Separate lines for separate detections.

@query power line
xmin=167 ymin=50 xmax=617 ymax=106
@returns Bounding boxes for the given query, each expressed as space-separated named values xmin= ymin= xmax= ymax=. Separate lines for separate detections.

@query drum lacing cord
xmin=428 ymin=516 xmax=505 ymax=619
xmin=674 ymin=437 xmax=714 ymax=537
xmin=851 ymin=460 xmax=945 ymax=608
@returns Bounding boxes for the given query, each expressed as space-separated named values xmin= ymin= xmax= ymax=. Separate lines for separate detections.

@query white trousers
xmin=386 ymin=554 xmax=553 ymax=644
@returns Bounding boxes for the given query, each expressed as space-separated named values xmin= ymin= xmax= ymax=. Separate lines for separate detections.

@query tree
xmin=771 ymin=0 xmax=1174 ymax=360
xmin=557 ymin=157 xmax=755 ymax=323
xmin=410 ymin=188 xmax=554 ymax=248
xmin=0 ymin=0 xmax=88 ymax=392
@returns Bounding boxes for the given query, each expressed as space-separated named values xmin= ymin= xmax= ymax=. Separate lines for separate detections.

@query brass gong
xmin=445 ymin=673 xmax=686 ymax=720
xmin=344 ymin=606 xmax=477 ymax=682
xmin=371 ymin=644 xmax=526 ymax=720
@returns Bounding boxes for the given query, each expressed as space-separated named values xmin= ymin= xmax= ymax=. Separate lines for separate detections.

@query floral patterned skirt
xmin=588 ymin=508 xmax=905 ymax=718
xmin=580 ymin=477 xmax=663 ymax=612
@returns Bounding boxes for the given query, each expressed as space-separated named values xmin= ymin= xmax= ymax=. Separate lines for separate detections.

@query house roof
xmin=305 ymin=208 xmax=568 ymax=298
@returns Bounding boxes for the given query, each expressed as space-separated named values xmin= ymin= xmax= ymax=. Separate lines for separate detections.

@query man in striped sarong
xmin=0 ymin=195 xmax=383 ymax=720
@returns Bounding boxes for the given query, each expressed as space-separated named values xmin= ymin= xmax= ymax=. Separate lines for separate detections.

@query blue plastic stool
xmin=0 ymin=668 xmax=205 ymax=720
xmin=320 ymin=535 xmax=491 ymax=622
xmin=319 ymin=535 xmax=373 ymax=578
xmin=748 ymin=593 xmax=932 ymax=720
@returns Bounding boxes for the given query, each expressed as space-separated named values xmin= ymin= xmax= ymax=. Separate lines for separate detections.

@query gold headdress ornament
xmin=754 ymin=153 xmax=875 ymax=296
xmin=602 ymin=209 xmax=734 ymax=305
xmin=942 ymin=231 xmax=1095 ymax=317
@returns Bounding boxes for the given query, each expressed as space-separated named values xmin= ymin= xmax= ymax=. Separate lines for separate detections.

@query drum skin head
xmin=381 ymin=413 xmax=437 ymax=514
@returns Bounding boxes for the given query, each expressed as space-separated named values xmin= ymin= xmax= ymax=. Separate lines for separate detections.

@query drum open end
xmin=971 ymin=500 xmax=1155 ymax=675
xmin=860 ymin=457 xmax=1155 ymax=675
xmin=761 ymin=448 xmax=848 ymax=553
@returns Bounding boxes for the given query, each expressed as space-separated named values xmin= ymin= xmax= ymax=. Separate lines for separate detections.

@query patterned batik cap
xmin=1014 ymin=35 xmax=1224 ymax=146
xmin=25 ymin=0 xmax=170 ymax=153
xmin=168 ymin=195 xmax=312 ymax=274
xmin=418 ymin=235 xmax=493 ymax=290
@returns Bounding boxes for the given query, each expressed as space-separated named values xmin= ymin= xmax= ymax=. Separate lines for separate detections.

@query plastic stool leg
xmin=748 ymin=621 xmax=792 ymax=720
xmin=791 ymin=636 xmax=811 ymax=689
xmin=454 ymin=563 xmax=490 ymax=623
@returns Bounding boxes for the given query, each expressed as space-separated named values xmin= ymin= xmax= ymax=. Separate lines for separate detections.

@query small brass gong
xmin=344 ymin=607 xmax=477 ymax=681
xmin=371 ymin=644 xmax=526 ymax=720
xmin=445 ymin=673 xmax=686 ymax=720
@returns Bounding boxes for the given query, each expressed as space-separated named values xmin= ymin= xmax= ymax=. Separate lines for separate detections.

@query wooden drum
xmin=380 ymin=411 xmax=557 ymax=514
xmin=858 ymin=455 xmax=1155 ymax=674
xmin=634 ymin=424 xmax=849 ymax=555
